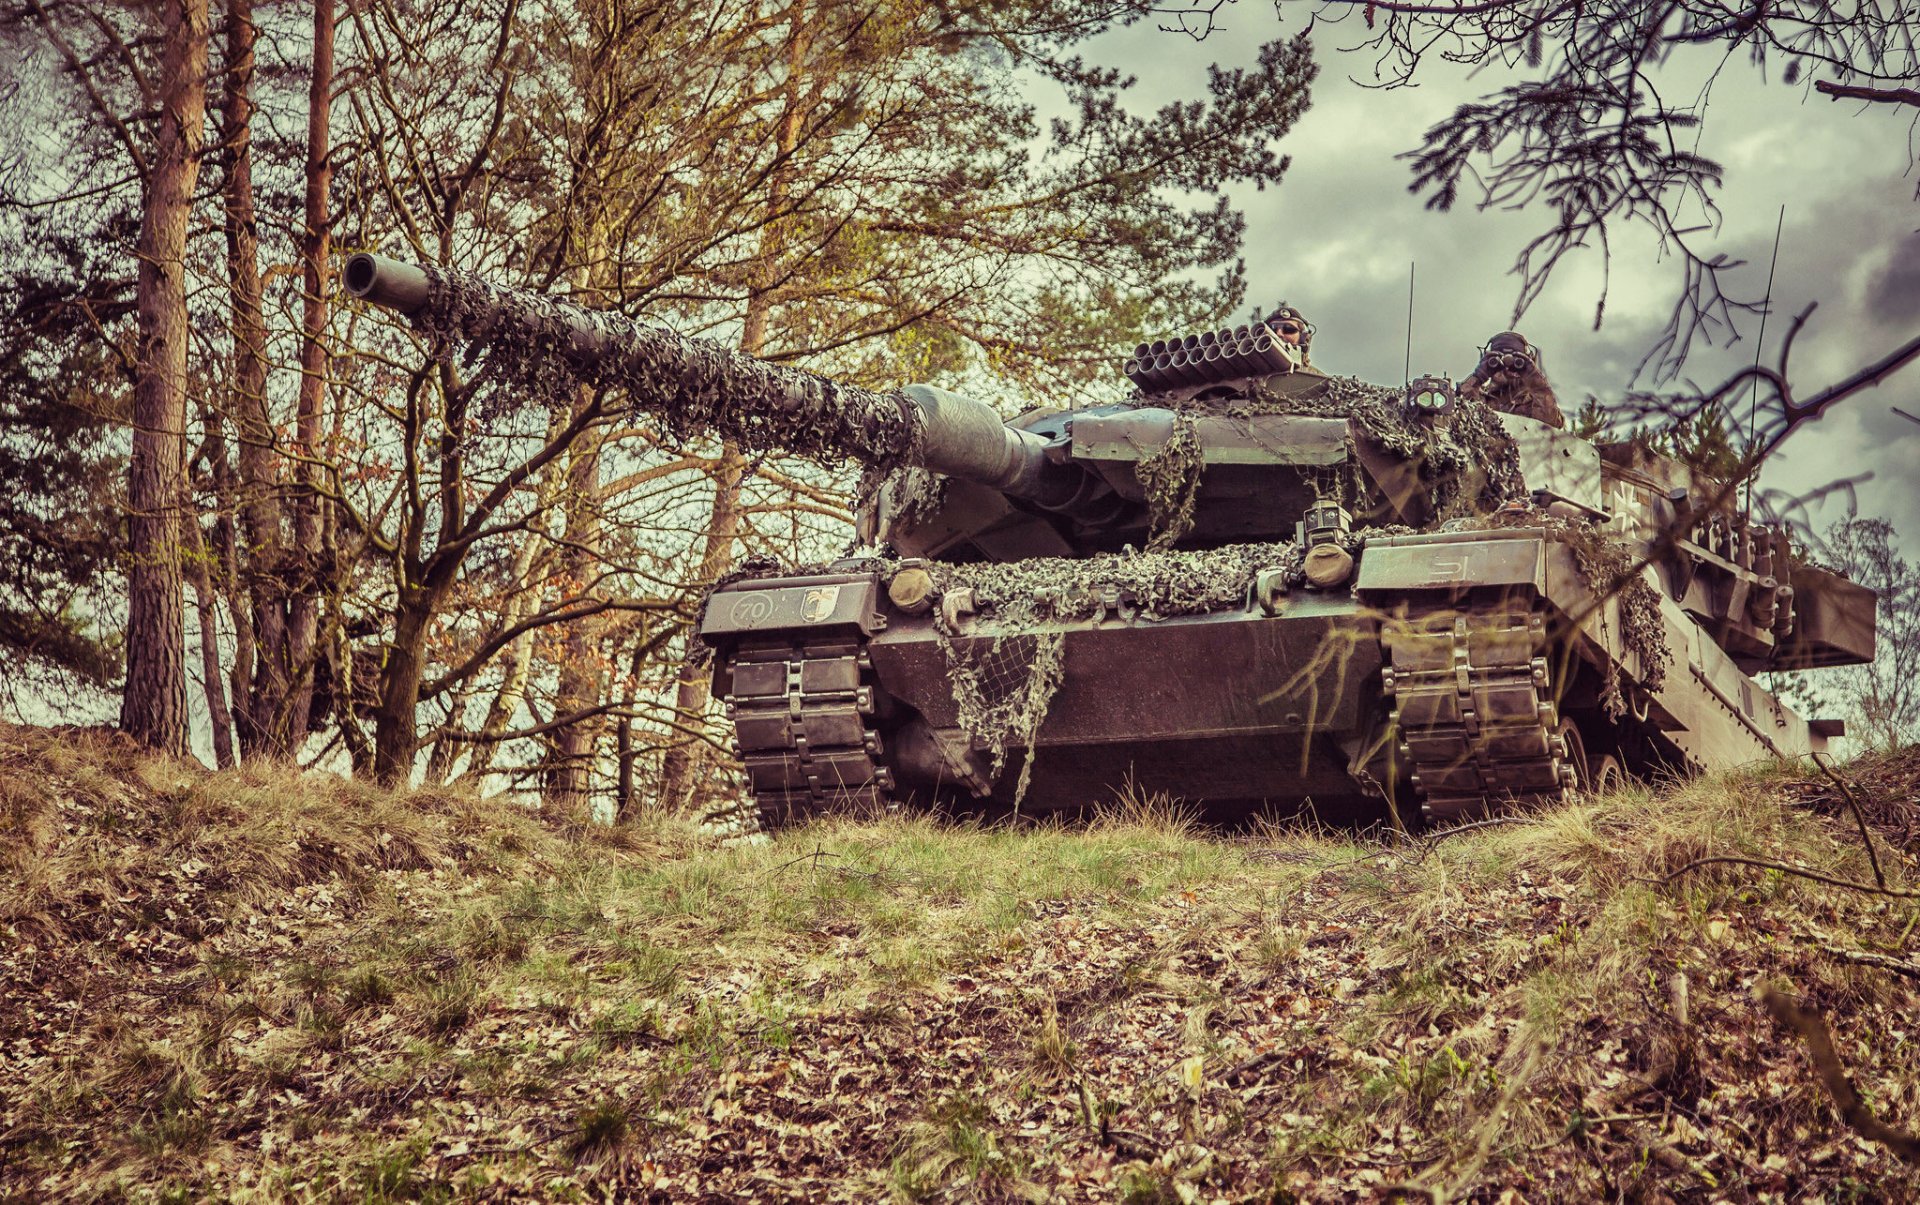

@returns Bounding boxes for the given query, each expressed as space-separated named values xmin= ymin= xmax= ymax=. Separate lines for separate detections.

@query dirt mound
xmin=2 ymin=728 xmax=1916 ymax=1201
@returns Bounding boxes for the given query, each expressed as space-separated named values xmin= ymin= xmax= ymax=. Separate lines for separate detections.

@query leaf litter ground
xmin=3 ymin=725 xmax=1918 ymax=1202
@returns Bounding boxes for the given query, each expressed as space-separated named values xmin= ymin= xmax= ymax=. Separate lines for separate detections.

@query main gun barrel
xmin=342 ymin=253 xmax=1089 ymax=509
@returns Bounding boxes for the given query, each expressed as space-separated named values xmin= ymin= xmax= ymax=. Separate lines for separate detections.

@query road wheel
xmin=1589 ymin=754 xmax=1627 ymax=796
xmin=1554 ymin=719 xmax=1591 ymax=794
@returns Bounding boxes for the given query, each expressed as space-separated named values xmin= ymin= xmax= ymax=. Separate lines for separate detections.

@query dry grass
xmin=2 ymin=722 xmax=1917 ymax=1201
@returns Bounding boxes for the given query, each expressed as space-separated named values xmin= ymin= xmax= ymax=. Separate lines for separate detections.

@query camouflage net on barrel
xmin=408 ymin=264 xmax=923 ymax=472
xmin=873 ymin=466 xmax=948 ymax=533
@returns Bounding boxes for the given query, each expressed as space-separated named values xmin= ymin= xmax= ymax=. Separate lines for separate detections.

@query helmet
xmin=1263 ymin=303 xmax=1315 ymax=362
xmin=1481 ymin=331 xmax=1541 ymax=373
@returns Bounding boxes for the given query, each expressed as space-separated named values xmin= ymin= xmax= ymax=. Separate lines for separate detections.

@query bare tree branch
xmin=1760 ymin=985 xmax=1920 ymax=1165
xmin=1814 ymin=79 xmax=1920 ymax=108
xmin=1650 ymin=855 xmax=1920 ymax=898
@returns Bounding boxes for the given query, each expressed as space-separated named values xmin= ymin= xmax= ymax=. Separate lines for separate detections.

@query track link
xmin=723 ymin=633 xmax=893 ymax=829
xmin=1380 ymin=605 xmax=1576 ymax=823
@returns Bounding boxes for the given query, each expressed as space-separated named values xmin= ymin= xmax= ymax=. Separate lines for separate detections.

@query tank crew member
xmin=1263 ymin=304 xmax=1314 ymax=367
xmin=1460 ymin=330 xmax=1565 ymax=429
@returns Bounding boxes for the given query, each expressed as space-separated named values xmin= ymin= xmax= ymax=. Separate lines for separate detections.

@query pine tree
xmin=0 ymin=252 xmax=128 ymax=698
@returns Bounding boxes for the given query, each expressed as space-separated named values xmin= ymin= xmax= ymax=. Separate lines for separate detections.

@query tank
xmin=344 ymin=253 xmax=1878 ymax=828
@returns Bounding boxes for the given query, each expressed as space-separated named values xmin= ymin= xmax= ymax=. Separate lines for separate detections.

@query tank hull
xmin=701 ymin=526 xmax=1836 ymax=829
xmin=872 ymin=597 xmax=1383 ymax=817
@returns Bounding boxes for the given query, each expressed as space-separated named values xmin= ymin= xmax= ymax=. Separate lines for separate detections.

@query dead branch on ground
xmin=1759 ymin=985 xmax=1920 ymax=1165
xmin=1649 ymin=855 xmax=1919 ymax=898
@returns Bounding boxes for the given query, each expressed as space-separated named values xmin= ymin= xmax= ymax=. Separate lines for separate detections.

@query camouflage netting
xmin=934 ymin=628 xmax=1065 ymax=812
xmin=1257 ymin=376 xmax=1527 ymax=517
xmin=717 ymin=540 xmax=1313 ymax=629
xmin=931 ymin=540 xmax=1303 ymax=624
xmin=873 ymin=466 xmax=948 ymax=533
xmin=1116 ymin=377 xmax=1528 ymax=541
xmin=1134 ymin=409 xmax=1205 ymax=550
xmin=410 ymin=264 xmax=923 ymax=472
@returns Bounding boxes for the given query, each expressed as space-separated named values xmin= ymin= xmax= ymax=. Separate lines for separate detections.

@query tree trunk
xmin=285 ymin=0 xmax=335 ymax=754
xmin=654 ymin=446 xmax=747 ymax=810
xmin=541 ymin=391 xmax=606 ymax=813
xmin=542 ymin=402 xmax=606 ymax=814
xmin=461 ymin=529 xmax=549 ymax=783
xmin=208 ymin=434 xmax=256 ymax=761
xmin=372 ymin=581 xmax=438 ymax=785
xmin=614 ymin=622 xmax=663 ymax=821
xmin=451 ymin=407 xmax=572 ymax=787
xmin=327 ymin=597 xmax=374 ymax=776
xmin=543 ymin=250 xmax=608 ymax=815
xmin=218 ymin=0 xmax=287 ymax=759
xmin=186 ymin=510 xmax=235 ymax=768
xmin=120 ymin=0 xmax=210 ymax=755
xmin=615 ymin=715 xmax=633 ymax=818
xmin=422 ymin=681 xmax=472 ymax=785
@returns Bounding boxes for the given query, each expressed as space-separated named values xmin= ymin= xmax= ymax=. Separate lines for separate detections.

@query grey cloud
xmin=1865 ymin=233 xmax=1920 ymax=326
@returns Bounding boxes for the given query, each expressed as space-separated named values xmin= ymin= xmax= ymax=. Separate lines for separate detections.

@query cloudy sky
xmin=1090 ymin=5 xmax=1920 ymax=545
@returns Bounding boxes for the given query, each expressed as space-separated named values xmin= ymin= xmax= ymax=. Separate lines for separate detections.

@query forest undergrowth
xmin=2 ymin=723 xmax=1917 ymax=1202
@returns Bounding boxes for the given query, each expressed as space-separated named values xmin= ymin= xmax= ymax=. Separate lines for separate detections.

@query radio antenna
xmin=1743 ymin=205 xmax=1786 ymax=514
xmin=1403 ymin=261 xmax=1415 ymax=386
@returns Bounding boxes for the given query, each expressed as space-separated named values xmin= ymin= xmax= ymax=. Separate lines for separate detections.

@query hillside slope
xmin=2 ymin=726 xmax=1917 ymax=1202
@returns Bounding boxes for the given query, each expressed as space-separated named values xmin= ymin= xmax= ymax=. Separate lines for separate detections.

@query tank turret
xmin=346 ymin=254 xmax=1519 ymax=557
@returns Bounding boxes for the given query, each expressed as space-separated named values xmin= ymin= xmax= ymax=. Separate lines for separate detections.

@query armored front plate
xmin=870 ymin=600 xmax=1378 ymax=745
xmin=1356 ymin=535 xmax=1545 ymax=594
xmin=701 ymin=575 xmax=881 ymax=638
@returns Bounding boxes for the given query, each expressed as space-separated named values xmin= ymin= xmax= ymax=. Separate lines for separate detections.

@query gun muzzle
xmin=343 ymin=253 xmax=432 ymax=315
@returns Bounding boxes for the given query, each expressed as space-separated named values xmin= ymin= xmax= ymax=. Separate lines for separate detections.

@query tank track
xmin=722 ymin=632 xmax=893 ymax=829
xmin=1380 ymin=603 xmax=1577 ymax=824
